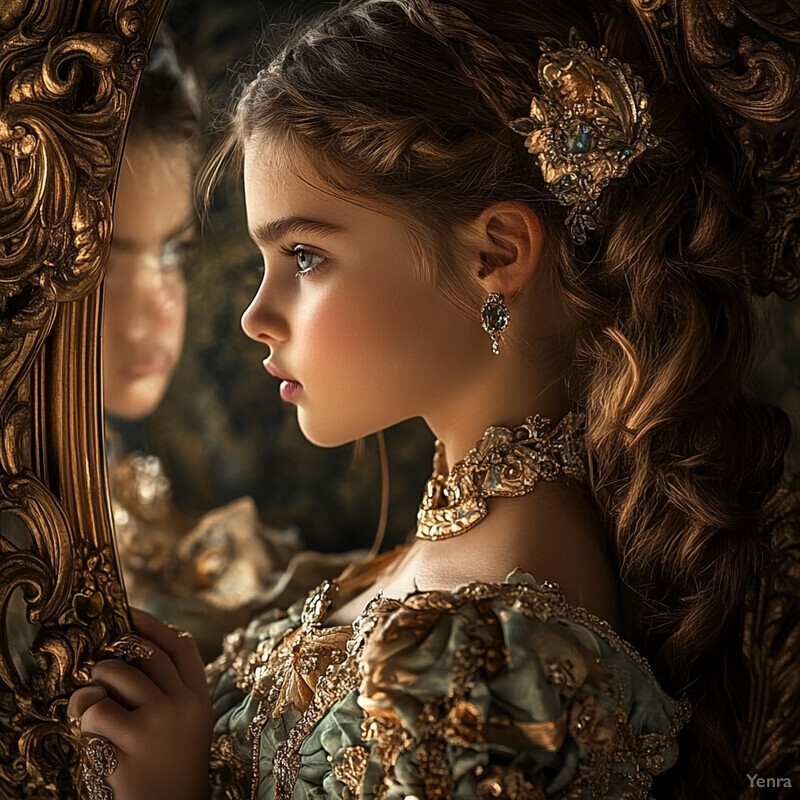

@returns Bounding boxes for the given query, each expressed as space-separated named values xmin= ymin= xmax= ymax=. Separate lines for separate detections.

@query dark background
xmin=113 ymin=0 xmax=800 ymax=555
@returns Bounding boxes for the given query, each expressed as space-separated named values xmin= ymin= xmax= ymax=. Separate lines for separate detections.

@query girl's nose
xmin=107 ymin=252 xmax=186 ymax=342
xmin=241 ymin=272 xmax=289 ymax=345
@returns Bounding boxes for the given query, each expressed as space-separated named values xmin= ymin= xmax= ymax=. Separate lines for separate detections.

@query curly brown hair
xmin=207 ymin=0 xmax=800 ymax=795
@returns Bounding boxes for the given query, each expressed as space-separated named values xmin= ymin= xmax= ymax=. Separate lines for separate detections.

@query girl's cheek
xmin=303 ymin=289 xmax=372 ymax=359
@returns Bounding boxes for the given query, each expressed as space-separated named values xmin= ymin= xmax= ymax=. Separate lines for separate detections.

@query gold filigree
xmin=440 ymin=698 xmax=483 ymax=746
xmin=475 ymin=765 xmax=547 ymax=800
xmin=206 ymin=628 xmax=249 ymax=690
xmin=510 ymin=28 xmax=657 ymax=245
xmin=362 ymin=718 xmax=412 ymax=800
xmin=567 ymin=690 xmax=617 ymax=750
xmin=81 ymin=735 xmax=117 ymax=800
xmin=272 ymin=655 xmax=364 ymax=800
xmin=244 ymin=582 xmax=390 ymax=800
xmin=262 ymin=622 xmax=352 ymax=718
xmin=415 ymin=736 xmax=452 ymax=800
xmin=331 ymin=745 xmax=370 ymax=795
xmin=417 ymin=412 xmax=588 ymax=541
xmin=103 ymin=633 xmax=154 ymax=663
xmin=209 ymin=735 xmax=250 ymax=800
xmin=545 ymin=656 xmax=580 ymax=692
xmin=226 ymin=582 xmax=353 ymax=720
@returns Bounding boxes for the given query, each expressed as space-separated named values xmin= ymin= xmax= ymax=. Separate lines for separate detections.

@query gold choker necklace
xmin=416 ymin=412 xmax=588 ymax=541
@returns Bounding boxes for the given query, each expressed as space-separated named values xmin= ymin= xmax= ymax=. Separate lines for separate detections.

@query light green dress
xmin=206 ymin=547 xmax=690 ymax=799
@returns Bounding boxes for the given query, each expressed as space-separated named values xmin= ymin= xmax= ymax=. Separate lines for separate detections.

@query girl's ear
xmin=467 ymin=201 xmax=544 ymax=296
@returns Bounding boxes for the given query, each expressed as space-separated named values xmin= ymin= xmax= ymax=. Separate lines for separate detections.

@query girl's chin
xmin=296 ymin=410 xmax=366 ymax=449
xmin=105 ymin=383 xmax=168 ymax=421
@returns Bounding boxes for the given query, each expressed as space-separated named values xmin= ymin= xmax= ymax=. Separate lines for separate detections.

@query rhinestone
xmin=566 ymin=123 xmax=595 ymax=154
xmin=481 ymin=301 xmax=508 ymax=333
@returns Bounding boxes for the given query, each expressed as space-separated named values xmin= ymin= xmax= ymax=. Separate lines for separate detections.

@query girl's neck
xmin=423 ymin=331 xmax=577 ymax=464
xmin=426 ymin=387 xmax=573 ymax=468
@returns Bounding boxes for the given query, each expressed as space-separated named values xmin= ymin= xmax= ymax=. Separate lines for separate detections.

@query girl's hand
xmin=68 ymin=608 xmax=212 ymax=800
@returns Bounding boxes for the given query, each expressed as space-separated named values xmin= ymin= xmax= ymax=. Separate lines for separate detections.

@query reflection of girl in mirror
xmin=102 ymin=28 xmax=199 ymax=631
xmin=104 ymin=32 xmax=309 ymax=659
xmin=104 ymin=31 xmax=196 ymax=422
xmin=70 ymin=1 xmax=800 ymax=798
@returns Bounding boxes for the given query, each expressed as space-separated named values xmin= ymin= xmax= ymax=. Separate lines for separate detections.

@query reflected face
xmin=241 ymin=139 xmax=484 ymax=447
xmin=103 ymin=137 xmax=193 ymax=420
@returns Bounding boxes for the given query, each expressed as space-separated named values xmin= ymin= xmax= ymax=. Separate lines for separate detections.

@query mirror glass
xmin=102 ymin=0 xmax=433 ymax=660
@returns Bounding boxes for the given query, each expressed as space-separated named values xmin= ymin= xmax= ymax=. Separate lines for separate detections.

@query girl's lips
xmin=279 ymin=380 xmax=303 ymax=402
xmin=263 ymin=359 xmax=299 ymax=384
xmin=263 ymin=360 xmax=303 ymax=401
xmin=125 ymin=351 xmax=172 ymax=378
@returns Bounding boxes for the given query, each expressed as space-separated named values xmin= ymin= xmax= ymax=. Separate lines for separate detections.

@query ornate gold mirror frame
xmin=0 ymin=1 xmax=167 ymax=795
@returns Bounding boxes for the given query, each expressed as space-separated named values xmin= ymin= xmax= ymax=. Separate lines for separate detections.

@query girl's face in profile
xmin=241 ymin=139 xmax=486 ymax=447
xmin=103 ymin=137 xmax=192 ymax=420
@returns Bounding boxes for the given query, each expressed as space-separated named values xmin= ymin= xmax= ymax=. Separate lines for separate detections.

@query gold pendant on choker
xmin=416 ymin=411 xmax=588 ymax=541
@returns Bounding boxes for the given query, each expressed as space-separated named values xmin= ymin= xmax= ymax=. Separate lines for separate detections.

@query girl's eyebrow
xmin=112 ymin=217 xmax=195 ymax=253
xmin=249 ymin=215 xmax=347 ymax=245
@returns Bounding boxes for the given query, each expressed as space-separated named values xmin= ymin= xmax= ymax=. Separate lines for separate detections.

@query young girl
xmin=68 ymin=0 xmax=800 ymax=798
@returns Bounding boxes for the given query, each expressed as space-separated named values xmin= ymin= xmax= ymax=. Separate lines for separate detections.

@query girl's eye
xmin=161 ymin=239 xmax=188 ymax=273
xmin=281 ymin=246 xmax=327 ymax=277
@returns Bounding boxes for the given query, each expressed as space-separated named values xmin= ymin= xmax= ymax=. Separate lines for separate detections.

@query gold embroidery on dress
xmin=241 ymin=580 xmax=362 ymax=800
xmin=208 ymin=735 xmax=250 ymax=800
xmin=261 ymin=575 xmax=692 ymax=800
xmin=486 ymin=710 xmax=568 ymax=752
xmin=362 ymin=714 xmax=413 ymax=800
xmin=272 ymin=646 xmax=363 ymax=798
xmin=331 ymin=746 xmax=370 ymax=794
xmin=257 ymin=622 xmax=353 ymax=717
xmin=475 ymin=764 xmax=548 ymax=800
xmin=416 ymin=736 xmax=453 ymax=800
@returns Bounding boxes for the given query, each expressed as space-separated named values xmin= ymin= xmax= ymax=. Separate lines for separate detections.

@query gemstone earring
xmin=481 ymin=292 xmax=509 ymax=355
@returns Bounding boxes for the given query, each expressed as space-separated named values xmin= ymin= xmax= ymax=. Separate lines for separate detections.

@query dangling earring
xmin=480 ymin=292 xmax=509 ymax=355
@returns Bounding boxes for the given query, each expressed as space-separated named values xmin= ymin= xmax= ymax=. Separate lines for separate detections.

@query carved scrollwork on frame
xmin=740 ymin=477 xmax=800 ymax=795
xmin=0 ymin=0 xmax=167 ymax=797
xmin=626 ymin=0 xmax=800 ymax=299
xmin=628 ymin=0 xmax=800 ymax=121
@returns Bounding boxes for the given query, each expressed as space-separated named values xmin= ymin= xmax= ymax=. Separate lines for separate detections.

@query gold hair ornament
xmin=510 ymin=28 xmax=659 ymax=245
xmin=417 ymin=412 xmax=588 ymax=541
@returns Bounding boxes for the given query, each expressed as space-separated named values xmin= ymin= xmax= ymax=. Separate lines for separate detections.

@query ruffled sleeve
xmin=294 ymin=572 xmax=691 ymax=800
